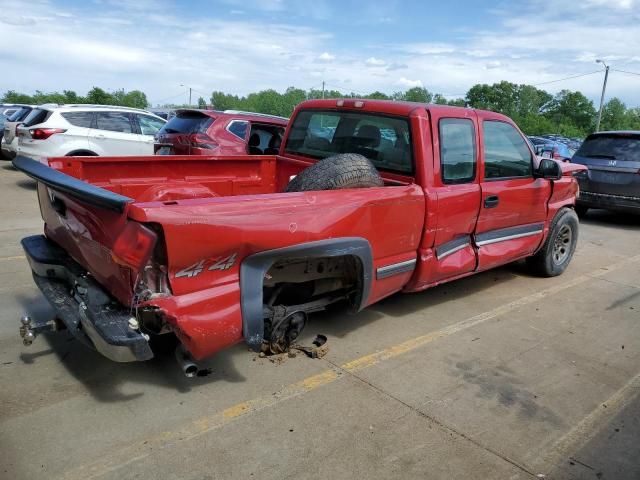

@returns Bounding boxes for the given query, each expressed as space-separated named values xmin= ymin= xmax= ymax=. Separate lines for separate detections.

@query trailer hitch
xmin=19 ymin=315 xmax=64 ymax=346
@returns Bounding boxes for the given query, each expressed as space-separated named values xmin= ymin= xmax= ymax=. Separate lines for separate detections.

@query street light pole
xmin=180 ymin=84 xmax=192 ymax=106
xmin=595 ymin=59 xmax=609 ymax=132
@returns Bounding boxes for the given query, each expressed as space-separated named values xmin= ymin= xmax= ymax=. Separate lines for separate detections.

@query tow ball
xmin=19 ymin=315 xmax=62 ymax=346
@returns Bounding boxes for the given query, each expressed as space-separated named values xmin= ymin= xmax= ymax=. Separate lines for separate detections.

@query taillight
xmin=189 ymin=133 xmax=217 ymax=150
xmin=112 ymin=223 xmax=158 ymax=272
xmin=30 ymin=128 xmax=66 ymax=140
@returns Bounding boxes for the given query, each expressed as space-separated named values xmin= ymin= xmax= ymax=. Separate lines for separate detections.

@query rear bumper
xmin=577 ymin=191 xmax=640 ymax=213
xmin=21 ymin=235 xmax=153 ymax=362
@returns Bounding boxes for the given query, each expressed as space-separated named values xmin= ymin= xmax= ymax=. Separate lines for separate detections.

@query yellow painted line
xmin=63 ymin=253 xmax=640 ymax=480
xmin=0 ymin=255 xmax=25 ymax=262
xmin=537 ymin=373 xmax=640 ymax=473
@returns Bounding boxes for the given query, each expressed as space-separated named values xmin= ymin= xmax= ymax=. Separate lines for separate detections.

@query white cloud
xmin=365 ymin=57 xmax=386 ymax=67
xmin=317 ymin=52 xmax=335 ymax=62
xmin=397 ymin=78 xmax=423 ymax=88
xmin=402 ymin=43 xmax=456 ymax=55
xmin=484 ymin=61 xmax=503 ymax=69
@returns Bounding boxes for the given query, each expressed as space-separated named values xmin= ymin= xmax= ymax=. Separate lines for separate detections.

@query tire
xmin=285 ymin=153 xmax=383 ymax=193
xmin=526 ymin=208 xmax=579 ymax=277
xmin=575 ymin=205 xmax=589 ymax=217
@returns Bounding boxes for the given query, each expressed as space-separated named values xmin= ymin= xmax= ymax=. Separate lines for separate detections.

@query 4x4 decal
xmin=175 ymin=253 xmax=238 ymax=278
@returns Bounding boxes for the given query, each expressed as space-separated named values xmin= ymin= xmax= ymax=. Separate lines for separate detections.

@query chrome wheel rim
xmin=552 ymin=224 xmax=572 ymax=265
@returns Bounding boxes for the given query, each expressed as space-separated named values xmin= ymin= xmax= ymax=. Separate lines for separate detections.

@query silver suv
xmin=16 ymin=104 xmax=166 ymax=161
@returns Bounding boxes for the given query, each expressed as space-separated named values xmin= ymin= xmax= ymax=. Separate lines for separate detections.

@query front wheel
xmin=526 ymin=209 xmax=579 ymax=277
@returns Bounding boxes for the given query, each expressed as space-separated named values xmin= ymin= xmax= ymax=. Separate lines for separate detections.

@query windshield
xmin=159 ymin=112 xmax=214 ymax=134
xmin=284 ymin=109 xmax=414 ymax=175
xmin=575 ymin=134 xmax=640 ymax=162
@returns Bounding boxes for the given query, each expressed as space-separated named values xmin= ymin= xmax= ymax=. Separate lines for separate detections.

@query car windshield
xmin=159 ymin=112 xmax=214 ymax=134
xmin=284 ymin=109 xmax=414 ymax=174
xmin=575 ymin=134 xmax=640 ymax=162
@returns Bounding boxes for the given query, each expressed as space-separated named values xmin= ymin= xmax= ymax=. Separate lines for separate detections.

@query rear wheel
xmin=526 ymin=208 xmax=579 ymax=277
xmin=284 ymin=153 xmax=383 ymax=192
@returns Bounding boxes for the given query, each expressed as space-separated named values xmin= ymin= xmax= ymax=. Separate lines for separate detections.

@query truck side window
xmin=439 ymin=118 xmax=476 ymax=184
xmin=483 ymin=121 xmax=532 ymax=179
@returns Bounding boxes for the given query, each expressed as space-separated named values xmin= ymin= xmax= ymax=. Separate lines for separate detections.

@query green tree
xmin=543 ymin=89 xmax=596 ymax=134
xmin=600 ymin=97 xmax=627 ymax=131
xmin=85 ymin=87 xmax=114 ymax=105
xmin=403 ymin=86 xmax=432 ymax=103
xmin=365 ymin=91 xmax=390 ymax=100
xmin=211 ymin=91 xmax=241 ymax=110
xmin=122 ymin=90 xmax=148 ymax=108
xmin=1 ymin=90 xmax=33 ymax=103
xmin=624 ymin=108 xmax=640 ymax=130
xmin=197 ymin=96 xmax=207 ymax=109
xmin=432 ymin=93 xmax=448 ymax=105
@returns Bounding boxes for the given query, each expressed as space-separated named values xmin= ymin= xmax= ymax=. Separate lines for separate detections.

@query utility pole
xmin=595 ymin=60 xmax=609 ymax=132
xmin=180 ymin=84 xmax=192 ymax=106
xmin=322 ymin=81 xmax=325 ymax=99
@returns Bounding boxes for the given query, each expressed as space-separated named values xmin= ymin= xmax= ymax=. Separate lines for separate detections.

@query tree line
xmin=3 ymin=82 xmax=639 ymax=137
xmin=1 ymin=87 xmax=148 ymax=109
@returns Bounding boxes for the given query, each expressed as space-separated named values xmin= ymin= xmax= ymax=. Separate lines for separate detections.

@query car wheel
xmin=526 ymin=208 xmax=579 ymax=277
xmin=284 ymin=153 xmax=383 ymax=192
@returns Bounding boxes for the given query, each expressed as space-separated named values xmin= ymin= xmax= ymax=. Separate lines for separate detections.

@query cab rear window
xmin=159 ymin=112 xmax=214 ymax=134
xmin=575 ymin=134 xmax=640 ymax=162
xmin=284 ymin=109 xmax=414 ymax=175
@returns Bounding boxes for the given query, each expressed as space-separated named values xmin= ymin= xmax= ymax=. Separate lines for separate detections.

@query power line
xmin=611 ymin=68 xmax=640 ymax=77
xmin=532 ymin=70 xmax=602 ymax=86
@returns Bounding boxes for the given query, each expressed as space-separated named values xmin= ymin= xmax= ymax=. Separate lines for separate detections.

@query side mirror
xmin=536 ymin=158 xmax=562 ymax=180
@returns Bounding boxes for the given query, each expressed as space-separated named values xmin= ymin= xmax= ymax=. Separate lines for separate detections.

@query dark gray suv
xmin=571 ymin=131 xmax=640 ymax=215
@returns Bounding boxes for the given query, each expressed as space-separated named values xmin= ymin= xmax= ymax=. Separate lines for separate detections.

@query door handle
xmin=484 ymin=195 xmax=499 ymax=208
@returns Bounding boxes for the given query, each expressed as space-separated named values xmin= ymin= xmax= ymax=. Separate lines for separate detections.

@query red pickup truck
xmin=15 ymin=99 xmax=585 ymax=374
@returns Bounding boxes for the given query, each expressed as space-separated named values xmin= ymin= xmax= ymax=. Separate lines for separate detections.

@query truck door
xmin=475 ymin=117 xmax=550 ymax=271
xmin=427 ymin=111 xmax=481 ymax=282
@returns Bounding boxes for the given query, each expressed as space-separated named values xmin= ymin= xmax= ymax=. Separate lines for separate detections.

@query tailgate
xmin=14 ymin=156 xmax=147 ymax=305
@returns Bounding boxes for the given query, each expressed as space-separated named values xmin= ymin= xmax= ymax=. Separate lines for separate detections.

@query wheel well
xmin=263 ymin=255 xmax=363 ymax=311
xmin=66 ymin=150 xmax=98 ymax=156
xmin=240 ymin=237 xmax=373 ymax=351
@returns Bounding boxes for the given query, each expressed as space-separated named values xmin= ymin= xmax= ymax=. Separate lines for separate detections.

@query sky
xmin=1 ymin=0 xmax=640 ymax=107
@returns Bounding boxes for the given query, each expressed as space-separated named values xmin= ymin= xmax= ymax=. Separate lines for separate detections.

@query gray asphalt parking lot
xmin=0 ymin=161 xmax=638 ymax=480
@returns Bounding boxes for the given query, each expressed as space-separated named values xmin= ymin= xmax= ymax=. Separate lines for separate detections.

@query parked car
xmin=571 ymin=131 xmax=640 ymax=215
xmin=1 ymin=105 xmax=35 ymax=159
xmin=154 ymin=109 xmax=288 ymax=156
xmin=0 ymin=104 xmax=28 ymax=143
xmin=528 ymin=136 xmax=573 ymax=161
xmin=14 ymin=99 xmax=585 ymax=373
xmin=0 ymin=104 xmax=23 ymax=119
xmin=150 ymin=109 xmax=175 ymax=120
xmin=16 ymin=104 xmax=166 ymax=161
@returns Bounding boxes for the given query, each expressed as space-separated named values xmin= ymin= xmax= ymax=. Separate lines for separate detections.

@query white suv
xmin=16 ymin=105 xmax=166 ymax=161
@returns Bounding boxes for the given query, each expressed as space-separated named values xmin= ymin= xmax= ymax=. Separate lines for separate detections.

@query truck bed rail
xmin=12 ymin=156 xmax=133 ymax=212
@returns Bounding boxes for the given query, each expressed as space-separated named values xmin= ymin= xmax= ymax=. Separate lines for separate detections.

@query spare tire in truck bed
xmin=284 ymin=153 xmax=383 ymax=192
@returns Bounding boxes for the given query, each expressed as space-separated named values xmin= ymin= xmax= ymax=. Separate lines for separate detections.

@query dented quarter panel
xmin=134 ymin=185 xmax=425 ymax=358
